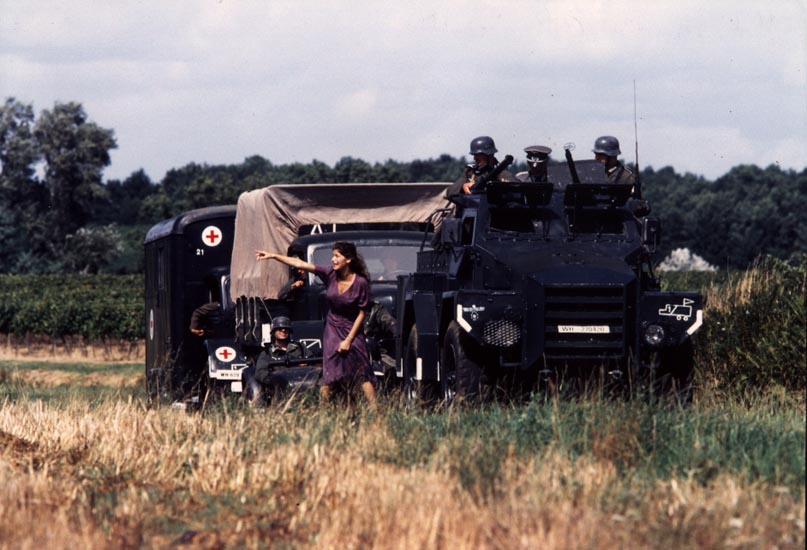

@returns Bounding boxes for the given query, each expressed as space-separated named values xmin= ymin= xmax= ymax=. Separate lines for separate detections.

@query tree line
xmin=1 ymin=97 xmax=804 ymax=274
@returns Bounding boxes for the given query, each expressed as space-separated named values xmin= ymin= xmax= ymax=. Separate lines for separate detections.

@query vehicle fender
xmin=204 ymin=339 xmax=251 ymax=389
xmin=640 ymin=291 xmax=704 ymax=346
xmin=412 ymin=292 xmax=441 ymax=382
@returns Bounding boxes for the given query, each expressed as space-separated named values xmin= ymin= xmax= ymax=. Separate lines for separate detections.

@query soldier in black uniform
xmin=592 ymin=135 xmax=635 ymax=187
xmin=446 ymin=136 xmax=515 ymax=198
xmin=190 ymin=300 xmax=235 ymax=339
xmin=364 ymin=301 xmax=397 ymax=375
xmin=515 ymin=145 xmax=552 ymax=183
xmin=254 ymin=316 xmax=308 ymax=390
xmin=278 ymin=268 xmax=307 ymax=302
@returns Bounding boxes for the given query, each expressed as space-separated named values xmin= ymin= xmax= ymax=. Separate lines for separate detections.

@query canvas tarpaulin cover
xmin=230 ymin=183 xmax=450 ymax=300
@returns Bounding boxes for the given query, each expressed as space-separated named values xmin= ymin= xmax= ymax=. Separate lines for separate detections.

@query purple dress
xmin=314 ymin=265 xmax=374 ymax=387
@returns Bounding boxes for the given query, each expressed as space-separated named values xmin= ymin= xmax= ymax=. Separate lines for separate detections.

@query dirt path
xmin=0 ymin=336 xmax=144 ymax=365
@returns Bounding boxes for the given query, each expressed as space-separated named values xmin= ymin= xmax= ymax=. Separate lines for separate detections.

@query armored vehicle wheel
xmin=403 ymin=325 xmax=437 ymax=405
xmin=441 ymin=321 xmax=488 ymax=403
xmin=654 ymin=340 xmax=695 ymax=403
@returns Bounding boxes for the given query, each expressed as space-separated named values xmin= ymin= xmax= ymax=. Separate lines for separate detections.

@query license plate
xmin=558 ymin=325 xmax=610 ymax=334
xmin=215 ymin=364 xmax=247 ymax=381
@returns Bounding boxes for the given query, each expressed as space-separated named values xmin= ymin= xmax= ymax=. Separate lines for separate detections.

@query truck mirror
xmin=642 ymin=217 xmax=661 ymax=252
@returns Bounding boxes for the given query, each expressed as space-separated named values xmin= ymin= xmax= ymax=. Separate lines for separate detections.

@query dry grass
xmin=0 ymin=380 xmax=803 ymax=550
xmin=0 ymin=334 xmax=145 ymax=364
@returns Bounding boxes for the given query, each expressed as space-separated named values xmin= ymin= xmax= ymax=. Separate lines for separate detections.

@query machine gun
xmin=470 ymin=154 xmax=514 ymax=192
xmin=564 ymin=143 xmax=581 ymax=184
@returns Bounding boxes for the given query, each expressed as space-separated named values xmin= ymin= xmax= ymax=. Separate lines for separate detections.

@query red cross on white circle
xmin=201 ymin=225 xmax=223 ymax=247
xmin=215 ymin=346 xmax=236 ymax=362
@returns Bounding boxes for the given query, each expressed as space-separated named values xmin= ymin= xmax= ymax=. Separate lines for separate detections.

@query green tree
xmin=96 ymin=169 xmax=156 ymax=225
xmin=34 ymin=102 xmax=116 ymax=238
xmin=138 ymin=187 xmax=175 ymax=223
xmin=61 ymin=225 xmax=124 ymax=274
xmin=0 ymin=98 xmax=45 ymax=271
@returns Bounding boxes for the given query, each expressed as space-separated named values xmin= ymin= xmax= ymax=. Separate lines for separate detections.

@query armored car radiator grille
xmin=543 ymin=285 xmax=626 ymax=360
xmin=483 ymin=319 xmax=520 ymax=348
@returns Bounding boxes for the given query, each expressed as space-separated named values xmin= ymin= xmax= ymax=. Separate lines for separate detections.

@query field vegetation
xmin=0 ymin=259 xmax=804 ymax=548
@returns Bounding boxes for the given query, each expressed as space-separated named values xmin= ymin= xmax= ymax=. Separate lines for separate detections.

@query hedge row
xmin=0 ymin=274 xmax=143 ymax=341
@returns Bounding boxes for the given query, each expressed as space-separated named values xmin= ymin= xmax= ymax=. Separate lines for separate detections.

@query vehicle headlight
xmin=643 ymin=324 xmax=665 ymax=346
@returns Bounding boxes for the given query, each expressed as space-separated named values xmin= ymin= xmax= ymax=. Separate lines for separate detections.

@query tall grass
xmin=0 ymin=258 xmax=804 ymax=548
xmin=0 ymin=385 xmax=803 ymax=549
xmin=662 ymin=255 xmax=806 ymax=400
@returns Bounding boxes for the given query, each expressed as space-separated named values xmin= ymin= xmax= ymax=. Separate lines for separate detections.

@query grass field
xmin=0 ymin=359 xmax=803 ymax=549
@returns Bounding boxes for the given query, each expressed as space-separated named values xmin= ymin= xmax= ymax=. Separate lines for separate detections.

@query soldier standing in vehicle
xmin=515 ymin=145 xmax=552 ymax=183
xmin=592 ymin=135 xmax=635 ymax=187
xmin=446 ymin=135 xmax=514 ymax=198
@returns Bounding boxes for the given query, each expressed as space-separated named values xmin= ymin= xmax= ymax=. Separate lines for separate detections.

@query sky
xmin=1 ymin=0 xmax=805 ymax=182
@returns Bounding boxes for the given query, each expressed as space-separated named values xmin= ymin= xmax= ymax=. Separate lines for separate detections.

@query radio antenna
xmin=633 ymin=80 xmax=642 ymax=199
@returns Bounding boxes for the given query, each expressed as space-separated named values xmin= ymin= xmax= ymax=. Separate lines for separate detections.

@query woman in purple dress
xmin=255 ymin=241 xmax=376 ymax=406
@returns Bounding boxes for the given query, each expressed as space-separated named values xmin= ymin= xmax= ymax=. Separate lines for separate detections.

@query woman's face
xmin=331 ymin=248 xmax=352 ymax=272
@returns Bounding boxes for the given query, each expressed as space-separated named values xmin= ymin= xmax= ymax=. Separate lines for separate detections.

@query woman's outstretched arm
xmin=255 ymin=250 xmax=316 ymax=272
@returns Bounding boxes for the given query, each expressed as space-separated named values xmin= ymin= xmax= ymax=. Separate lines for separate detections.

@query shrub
xmin=695 ymin=255 xmax=806 ymax=396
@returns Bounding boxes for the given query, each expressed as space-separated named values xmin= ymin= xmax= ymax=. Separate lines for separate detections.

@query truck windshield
xmin=310 ymin=244 xmax=419 ymax=283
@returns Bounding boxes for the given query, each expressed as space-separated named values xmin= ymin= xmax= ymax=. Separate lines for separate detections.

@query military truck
xmin=145 ymin=183 xmax=449 ymax=404
xmin=395 ymin=153 xmax=703 ymax=402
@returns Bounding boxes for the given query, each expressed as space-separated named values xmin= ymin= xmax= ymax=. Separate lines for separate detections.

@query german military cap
xmin=524 ymin=145 xmax=552 ymax=161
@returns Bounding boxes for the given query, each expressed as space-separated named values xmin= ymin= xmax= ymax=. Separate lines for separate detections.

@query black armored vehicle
xmin=396 ymin=153 xmax=703 ymax=401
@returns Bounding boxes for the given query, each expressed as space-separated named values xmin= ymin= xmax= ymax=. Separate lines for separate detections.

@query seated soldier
xmin=364 ymin=301 xmax=397 ymax=375
xmin=254 ymin=316 xmax=308 ymax=389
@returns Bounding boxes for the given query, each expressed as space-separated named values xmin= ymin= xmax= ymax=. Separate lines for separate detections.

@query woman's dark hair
xmin=333 ymin=241 xmax=370 ymax=281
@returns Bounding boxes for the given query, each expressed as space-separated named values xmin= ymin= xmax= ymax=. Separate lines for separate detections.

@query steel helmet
xmin=469 ymin=136 xmax=498 ymax=156
xmin=271 ymin=316 xmax=292 ymax=334
xmin=592 ymin=135 xmax=621 ymax=157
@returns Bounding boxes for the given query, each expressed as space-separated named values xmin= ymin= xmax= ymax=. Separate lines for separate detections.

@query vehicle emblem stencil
xmin=215 ymin=346 xmax=237 ymax=362
xmin=659 ymin=298 xmax=694 ymax=321
xmin=463 ymin=304 xmax=485 ymax=321
xmin=201 ymin=225 xmax=223 ymax=247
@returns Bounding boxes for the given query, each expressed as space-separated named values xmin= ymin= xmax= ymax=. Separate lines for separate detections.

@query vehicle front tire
xmin=403 ymin=324 xmax=438 ymax=406
xmin=441 ymin=321 xmax=488 ymax=403
xmin=655 ymin=339 xmax=695 ymax=403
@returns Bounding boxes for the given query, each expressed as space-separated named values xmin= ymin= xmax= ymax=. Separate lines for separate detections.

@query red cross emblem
xmin=215 ymin=346 xmax=236 ymax=362
xmin=202 ymin=225 xmax=223 ymax=247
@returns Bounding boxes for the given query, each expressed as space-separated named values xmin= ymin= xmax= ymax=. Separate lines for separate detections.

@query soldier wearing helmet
xmin=592 ymin=135 xmax=635 ymax=188
xmin=446 ymin=135 xmax=514 ymax=198
xmin=516 ymin=145 xmax=552 ymax=183
xmin=254 ymin=316 xmax=309 ymax=387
